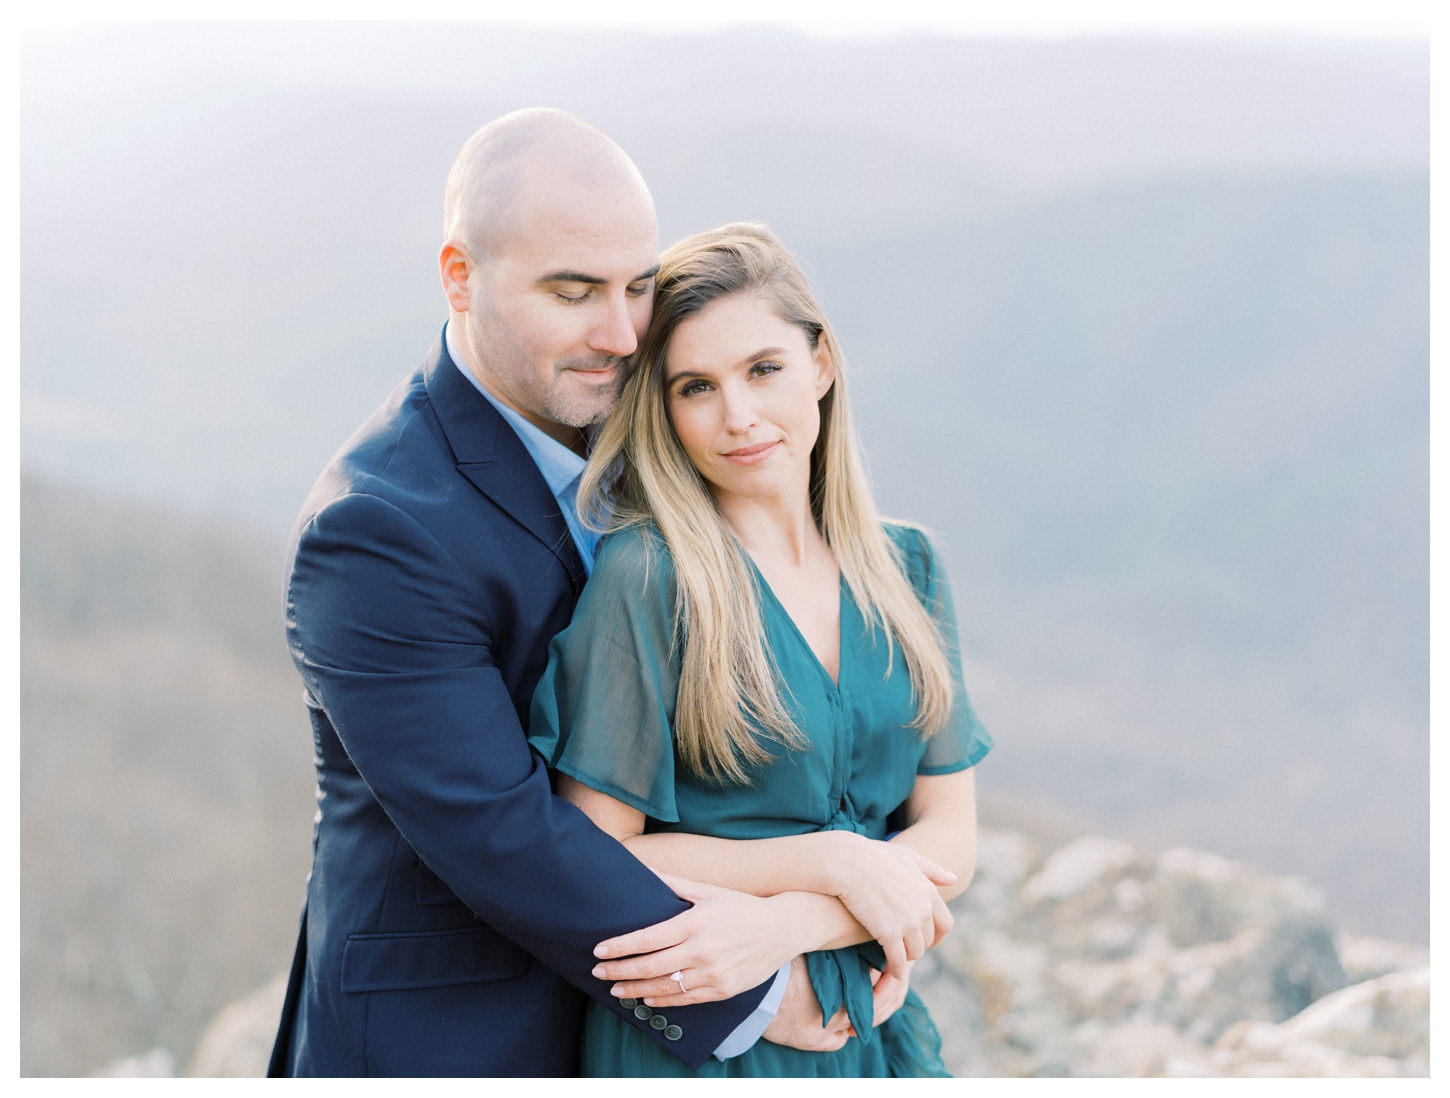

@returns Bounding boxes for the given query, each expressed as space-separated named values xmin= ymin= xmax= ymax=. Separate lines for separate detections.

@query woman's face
xmin=663 ymin=291 xmax=835 ymax=507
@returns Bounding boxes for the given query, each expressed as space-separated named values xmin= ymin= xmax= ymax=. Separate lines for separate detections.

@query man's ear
xmin=814 ymin=336 xmax=838 ymax=400
xmin=440 ymin=240 xmax=473 ymax=312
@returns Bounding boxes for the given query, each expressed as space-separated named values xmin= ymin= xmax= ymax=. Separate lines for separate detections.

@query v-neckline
xmin=745 ymin=556 xmax=846 ymax=690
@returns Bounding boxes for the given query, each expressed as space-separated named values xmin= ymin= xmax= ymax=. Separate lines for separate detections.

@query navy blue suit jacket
xmin=268 ymin=334 xmax=769 ymax=1076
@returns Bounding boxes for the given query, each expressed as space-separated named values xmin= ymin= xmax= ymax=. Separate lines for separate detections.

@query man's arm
xmin=288 ymin=492 xmax=771 ymax=1069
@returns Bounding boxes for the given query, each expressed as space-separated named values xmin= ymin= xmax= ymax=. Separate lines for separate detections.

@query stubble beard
xmin=539 ymin=356 xmax=627 ymax=429
xmin=465 ymin=308 xmax=625 ymax=430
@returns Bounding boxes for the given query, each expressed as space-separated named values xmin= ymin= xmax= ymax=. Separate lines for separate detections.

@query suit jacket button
xmin=664 ymin=1024 xmax=683 ymax=1041
xmin=650 ymin=1014 xmax=667 ymax=1030
xmin=618 ymin=998 xmax=637 ymax=1010
xmin=633 ymin=1005 xmax=653 ymax=1020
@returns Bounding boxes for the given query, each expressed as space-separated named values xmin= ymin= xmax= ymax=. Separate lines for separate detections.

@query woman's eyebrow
xmin=739 ymin=346 xmax=788 ymax=367
xmin=667 ymin=348 xmax=789 ymax=385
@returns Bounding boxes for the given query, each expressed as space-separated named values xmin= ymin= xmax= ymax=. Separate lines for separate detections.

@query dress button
xmin=650 ymin=1014 xmax=668 ymax=1030
xmin=664 ymin=1024 xmax=682 ymax=1041
xmin=618 ymin=998 xmax=637 ymax=1010
xmin=633 ymin=1005 xmax=653 ymax=1020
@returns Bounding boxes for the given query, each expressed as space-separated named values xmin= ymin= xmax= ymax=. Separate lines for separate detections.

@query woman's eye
xmin=751 ymin=361 xmax=783 ymax=376
xmin=677 ymin=380 xmax=710 ymax=397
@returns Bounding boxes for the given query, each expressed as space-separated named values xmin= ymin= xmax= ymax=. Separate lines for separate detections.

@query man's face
xmin=456 ymin=179 xmax=659 ymax=431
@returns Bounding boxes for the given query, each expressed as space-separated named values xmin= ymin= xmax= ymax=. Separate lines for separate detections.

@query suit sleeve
xmin=286 ymin=491 xmax=769 ymax=1069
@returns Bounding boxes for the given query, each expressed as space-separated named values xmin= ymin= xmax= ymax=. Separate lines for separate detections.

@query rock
xmin=1202 ymin=967 xmax=1428 ymax=1076
xmin=1273 ymin=966 xmax=1428 ymax=1061
xmin=1337 ymin=935 xmax=1430 ymax=984
xmin=909 ymin=828 xmax=1426 ymax=1077
xmin=184 ymin=971 xmax=288 ymax=1077
xmin=1022 ymin=837 xmax=1137 ymax=904
xmin=89 ymin=1047 xmax=175 ymax=1077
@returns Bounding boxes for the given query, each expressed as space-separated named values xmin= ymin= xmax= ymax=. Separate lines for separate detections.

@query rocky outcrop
xmin=156 ymin=828 xmax=1427 ymax=1078
xmin=913 ymin=829 xmax=1429 ymax=1077
xmin=184 ymin=972 xmax=289 ymax=1077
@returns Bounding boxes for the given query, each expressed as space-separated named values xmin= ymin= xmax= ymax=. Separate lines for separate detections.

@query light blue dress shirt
xmin=444 ymin=323 xmax=789 ymax=1057
xmin=446 ymin=324 xmax=599 ymax=574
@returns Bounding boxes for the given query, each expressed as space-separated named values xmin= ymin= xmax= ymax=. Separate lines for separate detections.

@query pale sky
xmin=20 ymin=0 xmax=1436 ymax=39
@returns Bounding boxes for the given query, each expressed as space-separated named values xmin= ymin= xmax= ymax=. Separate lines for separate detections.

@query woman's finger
xmin=882 ymin=937 xmax=906 ymax=974
xmin=932 ymin=899 xmax=954 ymax=945
xmin=908 ymin=849 xmax=957 ymax=887
xmin=904 ymin=927 xmax=925 ymax=963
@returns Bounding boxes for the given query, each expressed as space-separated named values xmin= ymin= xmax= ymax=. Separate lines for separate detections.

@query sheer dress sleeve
xmin=528 ymin=523 xmax=684 ymax=822
xmin=884 ymin=523 xmax=994 ymax=775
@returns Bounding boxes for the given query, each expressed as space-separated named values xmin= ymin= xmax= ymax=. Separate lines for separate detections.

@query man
xmin=268 ymin=109 xmax=829 ymax=1077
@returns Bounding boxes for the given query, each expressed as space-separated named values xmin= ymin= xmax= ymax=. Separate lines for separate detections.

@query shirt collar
xmin=445 ymin=321 xmax=587 ymax=497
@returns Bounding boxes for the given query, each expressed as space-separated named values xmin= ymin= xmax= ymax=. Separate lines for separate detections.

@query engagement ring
xmin=671 ymin=971 xmax=687 ymax=993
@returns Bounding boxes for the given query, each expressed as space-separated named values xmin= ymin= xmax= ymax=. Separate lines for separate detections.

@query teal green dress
xmin=528 ymin=521 xmax=993 ymax=1077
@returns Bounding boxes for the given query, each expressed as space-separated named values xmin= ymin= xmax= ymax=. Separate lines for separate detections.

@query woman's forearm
xmin=620 ymin=830 xmax=854 ymax=898
xmin=768 ymin=890 xmax=873 ymax=954
xmin=888 ymin=820 xmax=976 ymax=902
xmin=888 ymin=769 xmax=980 ymax=902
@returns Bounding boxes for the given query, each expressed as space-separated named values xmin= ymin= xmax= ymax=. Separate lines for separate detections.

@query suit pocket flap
xmin=341 ymin=926 xmax=530 ymax=993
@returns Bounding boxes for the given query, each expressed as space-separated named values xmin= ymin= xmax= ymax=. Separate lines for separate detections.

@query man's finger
xmin=593 ymin=912 xmax=692 ymax=959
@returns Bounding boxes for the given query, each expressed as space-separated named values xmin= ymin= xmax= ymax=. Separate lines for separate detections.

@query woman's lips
xmin=720 ymin=440 xmax=781 ymax=465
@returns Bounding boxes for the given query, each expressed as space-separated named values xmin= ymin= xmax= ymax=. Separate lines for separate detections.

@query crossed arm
xmin=574 ymin=767 xmax=980 ymax=1026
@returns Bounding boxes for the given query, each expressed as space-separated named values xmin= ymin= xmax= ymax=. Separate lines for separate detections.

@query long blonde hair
xmin=580 ymin=223 xmax=955 ymax=784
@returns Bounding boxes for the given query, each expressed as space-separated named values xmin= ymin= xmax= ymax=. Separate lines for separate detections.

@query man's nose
xmin=587 ymin=292 xmax=639 ymax=359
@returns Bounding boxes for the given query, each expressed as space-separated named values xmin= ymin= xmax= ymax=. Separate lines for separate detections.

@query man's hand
xmin=762 ymin=956 xmax=855 ymax=1052
xmin=591 ymin=873 xmax=809 ymax=1007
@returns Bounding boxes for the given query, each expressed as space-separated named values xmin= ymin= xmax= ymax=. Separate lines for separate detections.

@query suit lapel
xmin=424 ymin=334 xmax=587 ymax=594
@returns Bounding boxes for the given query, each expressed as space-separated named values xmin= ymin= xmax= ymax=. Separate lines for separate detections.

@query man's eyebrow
xmin=536 ymin=265 xmax=660 ymax=286
xmin=537 ymin=271 xmax=608 ymax=286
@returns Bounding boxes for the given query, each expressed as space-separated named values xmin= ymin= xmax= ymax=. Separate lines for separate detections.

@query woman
xmin=528 ymin=223 xmax=993 ymax=1076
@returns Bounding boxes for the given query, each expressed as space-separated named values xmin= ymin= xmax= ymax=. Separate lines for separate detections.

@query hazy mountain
xmin=19 ymin=477 xmax=316 ymax=1077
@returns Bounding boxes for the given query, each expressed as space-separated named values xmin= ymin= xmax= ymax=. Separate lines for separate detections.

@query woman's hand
xmin=869 ymin=960 xmax=914 ymax=1028
xmin=825 ymin=834 xmax=954 ymax=977
xmin=591 ymin=873 xmax=813 ymax=1007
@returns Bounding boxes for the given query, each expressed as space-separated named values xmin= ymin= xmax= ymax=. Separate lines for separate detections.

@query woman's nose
xmin=719 ymin=382 xmax=758 ymax=434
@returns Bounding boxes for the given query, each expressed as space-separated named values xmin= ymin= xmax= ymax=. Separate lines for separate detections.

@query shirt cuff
xmin=711 ymin=963 xmax=792 ymax=1060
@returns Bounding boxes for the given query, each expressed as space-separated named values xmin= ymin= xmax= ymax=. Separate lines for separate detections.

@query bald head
xmin=444 ymin=108 xmax=654 ymax=261
xmin=438 ymin=110 xmax=660 ymax=441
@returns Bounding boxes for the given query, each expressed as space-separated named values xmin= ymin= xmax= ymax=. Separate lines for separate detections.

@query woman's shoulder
xmin=880 ymin=519 xmax=939 ymax=592
xmin=591 ymin=519 xmax=677 ymax=592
